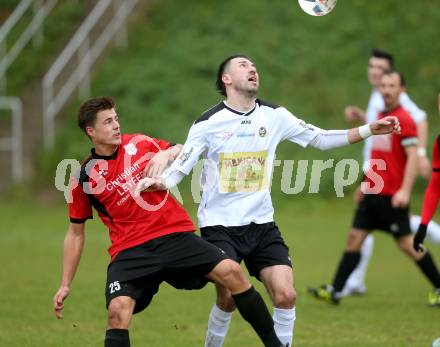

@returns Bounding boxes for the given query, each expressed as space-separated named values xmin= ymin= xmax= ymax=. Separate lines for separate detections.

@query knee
xmin=222 ymin=260 xmax=247 ymax=284
xmin=272 ymin=287 xmax=296 ymax=308
xmin=107 ymin=297 xmax=134 ymax=329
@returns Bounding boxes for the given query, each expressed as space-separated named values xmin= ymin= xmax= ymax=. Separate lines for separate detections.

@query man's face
xmin=86 ymin=108 xmax=121 ymax=146
xmin=378 ymin=73 xmax=403 ymax=109
xmin=367 ymin=57 xmax=391 ymax=87
xmin=223 ymin=57 xmax=259 ymax=97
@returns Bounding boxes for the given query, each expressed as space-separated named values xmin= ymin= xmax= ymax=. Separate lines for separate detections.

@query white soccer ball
xmin=298 ymin=0 xmax=337 ymax=16
xmin=433 ymin=338 xmax=440 ymax=347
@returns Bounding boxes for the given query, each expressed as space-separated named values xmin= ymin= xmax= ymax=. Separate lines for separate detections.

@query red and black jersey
xmin=69 ymin=133 xmax=195 ymax=260
xmin=365 ymin=105 xmax=418 ymax=196
xmin=421 ymin=135 xmax=440 ymax=225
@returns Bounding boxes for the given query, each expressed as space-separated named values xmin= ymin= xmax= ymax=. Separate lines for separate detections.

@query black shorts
xmin=352 ymin=194 xmax=411 ymax=237
xmin=200 ymin=222 xmax=292 ymax=280
xmin=105 ymin=232 xmax=227 ymax=314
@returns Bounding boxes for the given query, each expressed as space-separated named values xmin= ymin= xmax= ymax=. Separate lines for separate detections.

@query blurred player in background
xmin=414 ymin=93 xmax=440 ymax=306
xmin=342 ymin=48 xmax=440 ymax=296
xmin=52 ymin=97 xmax=288 ymax=347
xmin=136 ymin=55 xmax=401 ymax=347
xmin=310 ymin=72 xmax=440 ymax=305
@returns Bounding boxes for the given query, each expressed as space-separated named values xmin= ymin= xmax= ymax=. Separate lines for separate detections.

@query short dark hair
xmin=78 ymin=96 xmax=115 ymax=135
xmin=216 ymin=54 xmax=252 ymax=96
xmin=382 ymin=70 xmax=406 ymax=86
xmin=371 ymin=48 xmax=394 ymax=69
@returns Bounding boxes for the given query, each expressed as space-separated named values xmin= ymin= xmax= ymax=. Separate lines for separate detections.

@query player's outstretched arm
xmin=144 ymin=144 xmax=183 ymax=178
xmin=347 ymin=116 xmax=401 ymax=144
xmin=53 ymin=223 xmax=85 ymax=319
xmin=308 ymin=116 xmax=400 ymax=150
xmin=134 ymin=169 xmax=185 ymax=195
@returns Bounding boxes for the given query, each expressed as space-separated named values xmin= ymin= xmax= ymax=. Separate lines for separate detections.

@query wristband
xmin=417 ymin=147 xmax=427 ymax=157
xmin=358 ymin=124 xmax=372 ymax=139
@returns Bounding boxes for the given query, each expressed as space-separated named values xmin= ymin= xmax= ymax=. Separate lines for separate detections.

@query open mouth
xmin=248 ymin=76 xmax=257 ymax=83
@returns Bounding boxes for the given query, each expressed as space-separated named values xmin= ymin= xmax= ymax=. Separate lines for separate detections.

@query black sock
xmin=332 ymin=251 xmax=361 ymax=293
xmin=416 ymin=252 xmax=440 ymax=288
xmin=105 ymin=329 xmax=130 ymax=347
xmin=233 ymin=286 xmax=282 ymax=347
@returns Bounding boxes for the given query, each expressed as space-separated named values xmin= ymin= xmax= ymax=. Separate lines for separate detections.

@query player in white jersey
xmin=135 ymin=55 xmax=400 ymax=347
xmin=343 ymin=48 xmax=440 ymax=296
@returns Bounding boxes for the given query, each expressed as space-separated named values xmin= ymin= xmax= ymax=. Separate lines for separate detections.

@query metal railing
xmin=0 ymin=0 xmax=58 ymax=94
xmin=0 ymin=97 xmax=23 ymax=181
xmin=42 ymin=0 xmax=139 ymax=149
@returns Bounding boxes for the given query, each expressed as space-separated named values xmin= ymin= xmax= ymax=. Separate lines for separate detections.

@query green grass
xmin=1 ymin=196 xmax=439 ymax=346
xmin=4 ymin=0 xmax=440 ymax=346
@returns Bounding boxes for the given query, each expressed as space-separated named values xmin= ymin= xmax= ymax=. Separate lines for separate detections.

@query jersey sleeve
xmin=399 ymin=92 xmax=427 ymax=123
xmin=152 ymin=138 xmax=172 ymax=151
xmin=399 ymin=114 xmax=419 ymax=147
xmin=68 ymin=175 xmax=93 ymax=224
xmin=277 ymin=107 xmax=320 ymax=147
xmin=170 ymin=122 xmax=207 ymax=175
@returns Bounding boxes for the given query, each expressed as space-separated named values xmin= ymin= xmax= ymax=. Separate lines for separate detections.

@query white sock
xmin=410 ymin=215 xmax=440 ymax=244
xmin=344 ymin=234 xmax=374 ymax=291
xmin=273 ymin=307 xmax=296 ymax=346
xmin=204 ymin=304 xmax=232 ymax=347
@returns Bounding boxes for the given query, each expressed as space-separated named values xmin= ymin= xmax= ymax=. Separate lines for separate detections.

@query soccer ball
xmin=298 ymin=0 xmax=337 ymax=16
xmin=433 ymin=338 xmax=440 ymax=347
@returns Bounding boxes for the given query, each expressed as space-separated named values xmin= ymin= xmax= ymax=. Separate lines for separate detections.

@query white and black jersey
xmin=170 ymin=100 xmax=323 ymax=228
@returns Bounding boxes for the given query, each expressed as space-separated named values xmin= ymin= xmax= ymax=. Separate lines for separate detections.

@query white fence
xmin=0 ymin=0 xmax=58 ymax=94
xmin=42 ymin=0 xmax=139 ymax=149
xmin=0 ymin=97 xmax=22 ymax=181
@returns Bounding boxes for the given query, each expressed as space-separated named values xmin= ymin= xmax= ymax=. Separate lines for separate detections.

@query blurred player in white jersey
xmin=343 ymin=48 xmax=440 ymax=296
xmin=136 ymin=54 xmax=400 ymax=347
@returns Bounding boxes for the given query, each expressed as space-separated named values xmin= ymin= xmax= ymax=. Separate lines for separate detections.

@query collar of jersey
xmin=91 ymin=147 xmax=119 ymax=160
xmin=223 ymin=101 xmax=257 ymax=117
xmin=380 ymin=104 xmax=402 ymax=117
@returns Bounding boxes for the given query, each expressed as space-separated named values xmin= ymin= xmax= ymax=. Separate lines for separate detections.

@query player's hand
xmin=391 ymin=189 xmax=410 ymax=208
xmin=370 ymin=116 xmax=401 ymax=135
xmin=344 ymin=106 xmax=364 ymax=122
xmin=418 ymin=155 xmax=431 ymax=180
xmin=413 ymin=223 xmax=428 ymax=252
xmin=53 ymin=286 xmax=70 ymax=319
xmin=134 ymin=177 xmax=158 ymax=196
xmin=143 ymin=150 xmax=171 ymax=178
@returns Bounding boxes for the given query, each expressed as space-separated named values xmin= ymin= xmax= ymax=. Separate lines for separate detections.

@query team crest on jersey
xmin=259 ymin=126 xmax=267 ymax=137
xmin=124 ymin=143 xmax=138 ymax=156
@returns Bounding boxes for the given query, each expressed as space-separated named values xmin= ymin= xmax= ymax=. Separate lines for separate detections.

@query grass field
xmin=3 ymin=0 xmax=440 ymax=346
xmin=1 ymin=194 xmax=439 ymax=347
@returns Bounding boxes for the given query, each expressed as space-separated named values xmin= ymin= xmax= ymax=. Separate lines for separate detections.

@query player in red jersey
xmin=414 ymin=93 xmax=440 ymax=305
xmin=309 ymin=72 xmax=440 ymax=305
xmin=52 ymin=97 xmax=287 ymax=347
